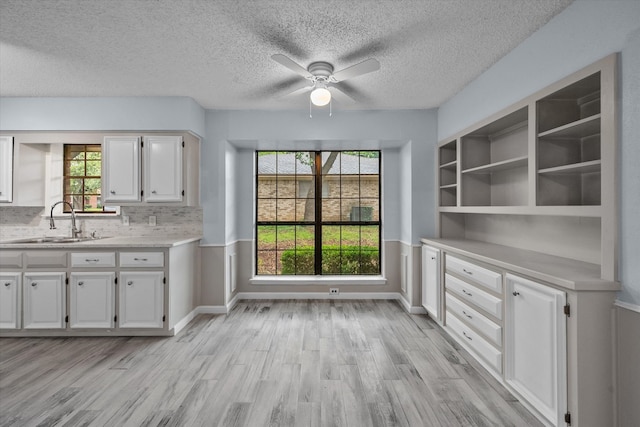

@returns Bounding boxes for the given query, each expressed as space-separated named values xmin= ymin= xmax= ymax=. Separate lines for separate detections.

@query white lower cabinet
xmin=505 ymin=273 xmax=567 ymax=427
xmin=23 ymin=272 xmax=66 ymax=329
xmin=421 ymin=245 xmax=441 ymax=322
xmin=70 ymin=272 xmax=115 ymax=329
xmin=0 ymin=273 xmax=21 ymax=329
xmin=119 ymin=271 xmax=164 ymax=328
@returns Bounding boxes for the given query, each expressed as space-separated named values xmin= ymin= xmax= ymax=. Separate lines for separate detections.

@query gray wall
xmin=438 ymin=0 xmax=640 ymax=307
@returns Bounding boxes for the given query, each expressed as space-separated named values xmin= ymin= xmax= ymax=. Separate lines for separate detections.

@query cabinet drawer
xmin=120 ymin=252 xmax=164 ymax=268
xmin=0 ymin=251 xmax=22 ymax=268
xmin=25 ymin=251 xmax=67 ymax=268
xmin=71 ymin=252 xmax=116 ymax=268
xmin=447 ymin=292 xmax=502 ymax=347
xmin=446 ymin=255 xmax=502 ymax=293
xmin=447 ymin=313 xmax=502 ymax=374
xmin=446 ymin=273 xmax=502 ymax=320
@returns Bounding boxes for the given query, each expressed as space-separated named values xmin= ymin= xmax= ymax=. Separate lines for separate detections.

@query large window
xmin=63 ymin=144 xmax=104 ymax=213
xmin=256 ymin=151 xmax=381 ymax=275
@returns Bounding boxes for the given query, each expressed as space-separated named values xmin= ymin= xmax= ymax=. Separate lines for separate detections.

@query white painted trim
xmin=198 ymin=243 xmax=226 ymax=248
xmin=226 ymin=293 xmax=240 ymax=312
xmin=249 ymin=275 xmax=387 ymax=286
xmin=614 ymin=299 xmax=640 ymax=314
xmin=196 ymin=305 xmax=229 ymax=314
xmin=172 ymin=309 xmax=197 ymax=335
xmin=236 ymin=291 xmax=400 ymax=300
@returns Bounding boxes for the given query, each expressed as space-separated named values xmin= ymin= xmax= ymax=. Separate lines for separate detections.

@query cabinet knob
xmin=78 ymin=281 xmax=84 ymax=286
xmin=512 ymin=291 xmax=520 ymax=296
xmin=431 ymin=257 xmax=436 ymax=260
xmin=4 ymin=282 xmax=10 ymax=287
xmin=127 ymin=281 xmax=133 ymax=286
xmin=151 ymin=190 xmax=157 ymax=194
xmin=110 ymin=190 xmax=116 ymax=194
xmin=31 ymin=282 xmax=37 ymax=287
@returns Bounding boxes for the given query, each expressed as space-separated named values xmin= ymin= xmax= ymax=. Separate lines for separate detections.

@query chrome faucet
xmin=50 ymin=201 xmax=81 ymax=238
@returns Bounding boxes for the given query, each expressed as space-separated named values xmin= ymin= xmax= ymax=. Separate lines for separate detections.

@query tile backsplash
xmin=0 ymin=206 xmax=202 ymax=241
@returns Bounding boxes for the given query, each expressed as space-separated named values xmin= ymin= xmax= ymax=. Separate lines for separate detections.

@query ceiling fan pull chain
xmin=329 ymin=98 xmax=332 ymax=117
xmin=309 ymin=96 xmax=312 ymax=118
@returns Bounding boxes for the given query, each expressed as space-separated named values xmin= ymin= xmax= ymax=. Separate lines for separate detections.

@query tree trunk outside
xmin=303 ymin=151 xmax=339 ymax=221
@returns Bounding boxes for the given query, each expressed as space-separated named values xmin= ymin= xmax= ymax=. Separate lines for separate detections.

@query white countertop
xmin=421 ymin=238 xmax=619 ymax=292
xmin=0 ymin=235 xmax=202 ymax=249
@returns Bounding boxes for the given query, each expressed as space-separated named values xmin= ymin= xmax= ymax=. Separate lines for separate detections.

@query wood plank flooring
xmin=0 ymin=300 xmax=542 ymax=426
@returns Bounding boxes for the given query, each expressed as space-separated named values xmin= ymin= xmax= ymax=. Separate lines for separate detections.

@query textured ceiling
xmin=0 ymin=0 xmax=573 ymax=110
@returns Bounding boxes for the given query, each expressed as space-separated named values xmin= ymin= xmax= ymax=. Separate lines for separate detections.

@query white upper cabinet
xmin=0 ymin=136 xmax=14 ymax=203
xmin=143 ymin=136 xmax=182 ymax=202
xmin=102 ymin=136 xmax=141 ymax=202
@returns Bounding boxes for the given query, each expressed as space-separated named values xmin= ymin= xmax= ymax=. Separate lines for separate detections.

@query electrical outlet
xmin=148 ymin=215 xmax=157 ymax=226
xmin=330 ymin=288 xmax=339 ymax=295
xmin=122 ymin=215 xmax=130 ymax=226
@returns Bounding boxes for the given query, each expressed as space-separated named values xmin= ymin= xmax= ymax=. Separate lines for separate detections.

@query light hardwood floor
xmin=0 ymin=300 xmax=542 ymax=426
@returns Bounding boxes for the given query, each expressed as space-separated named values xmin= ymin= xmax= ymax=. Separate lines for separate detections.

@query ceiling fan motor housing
xmin=307 ymin=61 xmax=334 ymax=81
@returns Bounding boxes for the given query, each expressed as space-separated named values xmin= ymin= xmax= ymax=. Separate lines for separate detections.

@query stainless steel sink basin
xmin=3 ymin=236 xmax=107 ymax=244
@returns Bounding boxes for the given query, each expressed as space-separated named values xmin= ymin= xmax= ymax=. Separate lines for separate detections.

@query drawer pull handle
xmin=78 ymin=281 xmax=84 ymax=286
xmin=85 ymin=259 xmax=100 ymax=262
xmin=512 ymin=291 xmax=520 ymax=296
xmin=133 ymin=258 xmax=148 ymax=262
xmin=127 ymin=281 xmax=133 ymax=286
xmin=431 ymin=257 xmax=436 ymax=260
xmin=463 ymin=268 xmax=473 ymax=275
xmin=463 ymin=331 xmax=473 ymax=341
xmin=462 ymin=289 xmax=472 ymax=297
xmin=4 ymin=282 xmax=11 ymax=287
xmin=31 ymin=282 xmax=38 ymax=287
xmin=152 ymin=190 xmax=157 ymax=194
xmin=462 ymin=311 xmax=473 ymax=319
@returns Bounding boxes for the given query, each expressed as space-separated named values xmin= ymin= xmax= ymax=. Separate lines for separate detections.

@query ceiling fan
xmin=271 ymin=54 xmax=380 ymax=107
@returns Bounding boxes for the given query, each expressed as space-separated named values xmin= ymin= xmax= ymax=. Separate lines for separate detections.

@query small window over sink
xmin=63 ymin=144 xmax=111 ymax=213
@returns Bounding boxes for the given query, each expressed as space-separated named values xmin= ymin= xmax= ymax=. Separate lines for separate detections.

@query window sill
xmin=249 ymin=275 xmax=387 ymax=286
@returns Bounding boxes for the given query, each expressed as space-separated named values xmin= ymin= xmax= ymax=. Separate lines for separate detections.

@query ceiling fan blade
xmin=332 ymin=58 xmax=380 ymax=82
xmin=328 ymin=84 xmax=356 ymax=104
xmin=271 ymin=54 xmax=313 ymax=79
xmin=281 ymin=80 xmax=314 ymax=98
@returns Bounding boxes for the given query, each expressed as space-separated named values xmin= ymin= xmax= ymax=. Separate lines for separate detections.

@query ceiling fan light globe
xmin=310 ymin=87 xmax=331 ymax=106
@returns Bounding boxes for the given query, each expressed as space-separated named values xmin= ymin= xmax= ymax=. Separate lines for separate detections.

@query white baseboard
xmin=181 ymin=293 xmax=424 ymax=324
xmin=235 ymin=291 xmax=400 ymax=300
xmin=172 ymin=309 xmax=198 ymax=335
xmin=614 ymin=299 xmax=640 ymax=314
xmin=196 ymin=305 xmax=229 ymax=314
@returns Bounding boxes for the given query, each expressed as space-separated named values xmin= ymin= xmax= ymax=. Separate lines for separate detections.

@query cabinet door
xmin=70 ymin=272 xmax=115 ymax=328
xmin=103 ymin=136 xmax=141 ymax=202
xmin=505 ymin=273 xmax=567 ymax=427
xmin=0 ymin=136 xmax=13 ymax=203
xmin=119 ymin=271 xmax=164 ymax=328
xmin=23 ymin=272 xmax=66 ymax=329
xmin=0 ymin=273 xmax=21 ymax=329
xmin=421 ymin=245 xmax=441 ymax=321
xmin=144 ymin=136 xmax=182 ymax=202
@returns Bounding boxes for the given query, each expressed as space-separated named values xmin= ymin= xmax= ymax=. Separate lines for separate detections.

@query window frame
xmin=255 ymin=150 xmax=382 ymax=276
xmin=62 ymin=143 xmax=109 ymax=214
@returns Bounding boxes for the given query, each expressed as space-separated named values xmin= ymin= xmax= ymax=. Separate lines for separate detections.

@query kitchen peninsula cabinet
xmin=0 ymin=236 xmax=200 ymax=337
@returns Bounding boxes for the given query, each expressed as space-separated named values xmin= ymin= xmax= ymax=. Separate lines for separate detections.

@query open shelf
xmin=439 ymin=140 xmax=457 ymax=166
xmin=440 ymin=159 xmax=457 ymax=170
xmin=462 ymin=155 xmax=528 ymax=174
xmin=538 ymin=160 xmax=601 ymax=175
xmin=538 ymin=114 xmax=600 ymax=139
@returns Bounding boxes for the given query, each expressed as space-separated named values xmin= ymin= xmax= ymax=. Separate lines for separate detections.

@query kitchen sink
xmin=2 ymin=236 xmax=107 ymax=244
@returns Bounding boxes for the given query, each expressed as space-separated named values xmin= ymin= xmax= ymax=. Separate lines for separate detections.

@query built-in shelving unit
xmin=435 ymin=53 xmax=617 ymax=281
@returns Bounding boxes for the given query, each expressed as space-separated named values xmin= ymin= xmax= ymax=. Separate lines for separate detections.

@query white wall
xmin=0 ymin=96 xmax=205 ymax=136
xmin=437 ymin=0 xmax=640 ymax=306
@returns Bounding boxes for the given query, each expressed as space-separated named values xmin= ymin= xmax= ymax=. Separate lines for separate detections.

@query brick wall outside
xmin=257 ymin=175 xmax=379 ymax=222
